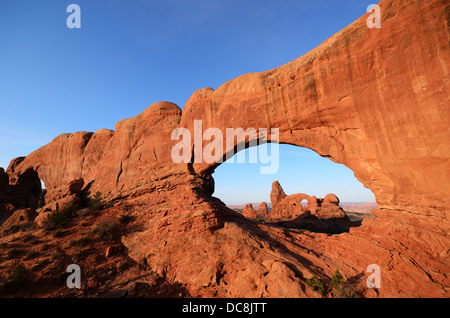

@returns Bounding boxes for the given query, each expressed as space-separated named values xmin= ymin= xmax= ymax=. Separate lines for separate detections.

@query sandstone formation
xmin=242 ymin=202 xmax=270 ymax=220
xmin=268 ymin=181 xmax=347 ymax=221
xmin=257 ymin=202 xmax=269 ymax=216
xmin=270 ymin=181 xmax=287 ymax=207
xmin=242 ymin=203 xmax=257 ymax=219
xmin=0 ymin=0 xmax=448 ymax=298
xmin=1 ymin=158 xmax=42 ymax=211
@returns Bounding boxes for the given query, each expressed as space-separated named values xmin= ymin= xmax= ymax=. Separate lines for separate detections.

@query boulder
xmin=323 ymin=193 xmax=340 ymax=206
xmin=65 ymin=178 xmax=84 ymax=196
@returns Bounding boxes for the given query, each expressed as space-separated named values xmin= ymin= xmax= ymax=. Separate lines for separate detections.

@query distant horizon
xmin=226 ymin=201 xmax=377 ymax=207
xmin=212 ymin=145 xmax=376 ymax=205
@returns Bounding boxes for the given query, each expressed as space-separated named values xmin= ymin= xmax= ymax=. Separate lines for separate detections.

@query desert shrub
xmin=89 ymin=191 xmax=105 ymax=211
xmin=74 ymin=248 xmax=91 ymax=261
xmin=256 ymin=214 xmax=266 ymax=222
xmin=94 ymin=219 xmax=119 ymax=241
xmin=41 ymin=243 xmax=52 ymax=251
xmin=6 ymin=263 xmax=29 ymax=290
xmin=51 ymin=250 xmax=63 ymax=260
xmin=78 ymin=208 xmax=91 ymax=218
xmin=331 ymin=269 xmax=345 ymax=289
xmin=52 ymin=264 xmax=66 ymax=283
xmin=52 ymin=229 xmax=65 ymax=238
xmin=20 ymin=222 xmax=35 ymax=232
xmin=118 ymin=214 xmax=133 ymax=224
xmin=23 ymin=233 xmax=38 ymax=243
xmin=4 ymin=225 xmax=21 ymax=234
xmin=44 ymin=203 xmax=82 ymax=230
xmin=31 ymin=259 xmax=49 ymax=272
xmin=61 ymin=204 xmax=79 ymax=218
xmin=306 ymin=275 xmax=326 ymax=295
xmin=68 ymin=236 xmax=91 ymax=248
xmin=6 ymin=248 xmax=22 ymax=260
xmin=3 ymin=222 xmax=35 ymax=235
xmin=25 ymin=250 xmax=40 ymax=260
xmin=333 ymin=283 xmax=361 ymax=298
xmin=44 ymin=211 xmax=70 ymax=230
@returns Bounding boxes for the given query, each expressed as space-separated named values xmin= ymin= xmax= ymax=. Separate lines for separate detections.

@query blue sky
xmin=0 ymin=0 xmax=376 ymax=203
xmin=214 ymin=145 xmax=375 ymax=205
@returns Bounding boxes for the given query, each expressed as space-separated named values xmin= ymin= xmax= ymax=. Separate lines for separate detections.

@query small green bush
xmin=61 ymin=204 xmax=79 ymax=218
xmin=94 ymin=219 xmax=119 ymax=241
xmin=333 ymin=283 xmax=361 ymax=298
xmin=44 ymin=204 xmax=80 ymax=230
xmin=23 ymin=233 xmax=38 ymax=243
xmin=331 ymin=269 xmax=345 ymax=289
xmin=4 ymin=224 xmax=21 ymax=234
xmin=6 ymin=263 xmax=29 ymax=290
xmin=25 ymin=250 xmax=40 ymax=260
xmin=306 ymin=275 xmax=326 ymax=295
xmin=89 ymin=191 xmax=105 ymax=211
xmin=52 ymin=264 xmax=66 ymax=283
xmin=44 ymin=211 xmax=70 ymax=230
xmin=68 ymin=236 xmax=91 ymax=248
xmin=51 ymin=250 xmax=63 ymax=260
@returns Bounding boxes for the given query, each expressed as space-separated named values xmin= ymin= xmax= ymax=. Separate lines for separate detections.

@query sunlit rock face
xmin=2 ymin=0 xmax=449 ymax=298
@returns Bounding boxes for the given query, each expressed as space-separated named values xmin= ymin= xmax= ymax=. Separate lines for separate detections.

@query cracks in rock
xmin=116 ymin=162 xmax=123 ymax=186
xmin=337 ymin=95 xmax=349 ymax=103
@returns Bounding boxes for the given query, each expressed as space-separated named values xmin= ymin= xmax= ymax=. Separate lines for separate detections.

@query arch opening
xmin=212 ymin=143 xmax=376 ymax=234
xmin=18 ymin=168 xmax=46 ymax=209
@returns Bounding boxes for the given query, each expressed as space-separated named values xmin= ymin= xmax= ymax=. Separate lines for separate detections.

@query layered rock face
xmin=1 ymin=0 xmax=449 ymax=297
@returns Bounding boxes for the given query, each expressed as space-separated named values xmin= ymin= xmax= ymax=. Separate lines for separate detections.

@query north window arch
xmin=211 ymin=143 xmax=376 ymax=233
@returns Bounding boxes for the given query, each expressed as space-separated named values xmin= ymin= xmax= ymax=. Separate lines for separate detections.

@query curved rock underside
xmin=1 ymin=0 xmax=449 ymax=297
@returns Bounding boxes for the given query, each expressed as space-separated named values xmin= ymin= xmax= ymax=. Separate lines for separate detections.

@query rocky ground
xmin=0 ymin=200 xmax=373 ymax=298
xmin=0 ymin=204 xmax=190 ymax=298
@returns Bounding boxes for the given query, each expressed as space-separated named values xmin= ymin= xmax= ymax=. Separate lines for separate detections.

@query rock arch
xmin=2 ymin=0 xmax=449 ymax=297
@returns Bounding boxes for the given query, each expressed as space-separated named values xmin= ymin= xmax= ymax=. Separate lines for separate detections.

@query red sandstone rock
xmin=0 ymin=0 xmax=448 ymax=298
xmin=64 ymin=178 xmax=84 ymax=197
xmin=323 ymin=193 xmax=339 ymax=206
xmin=257 ymin=202 xmax=269 ymax=216
xmin=270 ymin=181 xmax=286 ymax=207
xmin=242 ymin=203 xmax=257 ymax=219
xmin=268 ymin=181 xmax=346 ymax=220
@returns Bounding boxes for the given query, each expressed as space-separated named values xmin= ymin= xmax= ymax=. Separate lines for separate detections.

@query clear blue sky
xmin=0 ymin=0 xmax=376 ymax=203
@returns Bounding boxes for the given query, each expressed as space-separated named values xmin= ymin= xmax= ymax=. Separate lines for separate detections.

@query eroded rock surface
xmin=0 ymin=0 xmax=449 ymax=297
